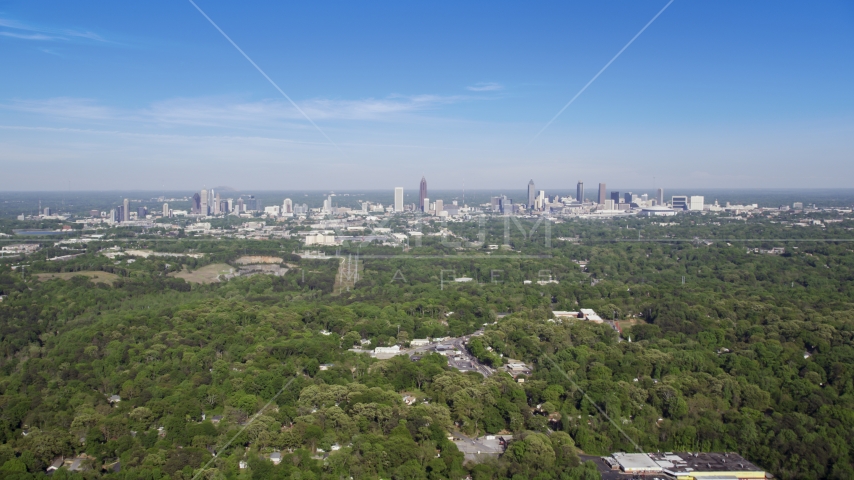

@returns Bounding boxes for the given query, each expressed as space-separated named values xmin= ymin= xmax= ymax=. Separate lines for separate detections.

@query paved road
xmin=406 ymin=331 xmax=495 ymax=377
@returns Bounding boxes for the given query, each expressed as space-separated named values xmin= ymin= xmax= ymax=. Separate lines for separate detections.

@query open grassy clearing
xmin=35 ymin=271 xmax=121 ymax=284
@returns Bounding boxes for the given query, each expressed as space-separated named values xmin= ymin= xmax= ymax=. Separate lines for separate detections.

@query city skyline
xmin=1 ymin=1 xmax=853 ymax=190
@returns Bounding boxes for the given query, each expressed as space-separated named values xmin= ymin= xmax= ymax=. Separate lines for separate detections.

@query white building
xmin=162 ymin=203 xmax=170 ymax=218
xmin=282 ymin=198 xmax=293 ymax=216
xmin=410 ymin=339 xmax=430 ymax=347
xmin=640 ymin=206 xmax=677 ymax=217
xmin=394 ymin=187 xmax=404 ymax=212
xmin=1 ymin=244 xmax=40 ymax=254
xmin=264 ymin=205 xmax=281 ymax=217
xmin=689 ymin=196 xmax=704 ymax=211
xmin=435 ymin=199 xmax=444 ymax=215
xmin=304 ymin=233 xmax=338 ymax=246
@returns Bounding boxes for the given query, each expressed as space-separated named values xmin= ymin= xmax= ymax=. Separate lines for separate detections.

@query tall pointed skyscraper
xmin=419 ymin=176 xmax=428 ymax=212
xmin=527 ymin=179 xmax=536 ymax=210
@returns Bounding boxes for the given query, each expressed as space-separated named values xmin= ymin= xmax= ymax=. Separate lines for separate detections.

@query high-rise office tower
xmin=598 ymin=184 xmax=606 ymax=205
xmin=394 ymin=187 xmax=404 ymax=212
xmin=245 ymin=195 xmax=258 ymax=211
xmin=527 ymin=180 xmax=536 ymax=209
xmin=200 ymin=189 xmax=208 ymax=215
xmin=137 ymin=206 xmax=147 ymax=218
xmin=116 ymin=205 xmax=124 ymax=222
xmin=624 ymin=192 xmax=633 ymax=204
xmin=657 ymin=188 xmax=664 ymax=205
xmin=236 ymin=198 xmax=244 ymax=213
xmin=419 ymin=176 xmax=428 ymax=211
xmin=227 ymin=198 xmax=234 ymax=213
xmin=123 ymin=198 xmax=130 ymax=222
xmin=435 ymin=199 xmax=443 ymax=215
xmin=283 ymin=198 xmax=293 ymax=214
xmin=537 ymin=190 xmax=546 ymax=211
xmin=214 ymin=192 xmax=221 ymax=215
xmin=671 ymin=196 xmax=688 ymax=210
xmin=163 ymin=203 xmax=169 ymax=218
xmin=192 ymin=193 xmax=201 ymax=214
xmin=610 ymin=191 xmax=621 ymax=204
xmin=576 ymin=181 xmax=584 ymax=202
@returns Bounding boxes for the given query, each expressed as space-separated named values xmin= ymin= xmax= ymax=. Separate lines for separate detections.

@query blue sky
xmin=1 ymin=0 xmax=852 ymax=191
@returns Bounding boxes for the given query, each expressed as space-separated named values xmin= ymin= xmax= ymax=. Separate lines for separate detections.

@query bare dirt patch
xmin=169 ymin=263 xmax=234 ymax=283
xmin=235 ymin=255 xmax=283 ymax=265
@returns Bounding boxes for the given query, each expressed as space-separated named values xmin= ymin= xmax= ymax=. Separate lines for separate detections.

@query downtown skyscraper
xmin=527 ymin=179 xmax=536 ymax=210
xmin=394 ymin=187 xmax=404 ymax=212
xmin=419 ymin=176 xmax=428 ymax=212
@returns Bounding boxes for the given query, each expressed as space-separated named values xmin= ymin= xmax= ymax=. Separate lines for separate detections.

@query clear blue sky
xmin=1 ymin=1 xmax=852 ymax=191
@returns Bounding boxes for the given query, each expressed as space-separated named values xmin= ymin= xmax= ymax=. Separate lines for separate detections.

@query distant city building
xmin=671 ymin=195 xmax=689 ymax=210
xmin=689 ymin=196 xmax=704 ymax=211
xmin=576 ymin=181 xmax=584 ymax=202
xmin=419 ymin=176 xmax=428 ymax=212
xmin=89 ymin=209 xmax=100 ymax=218
xmin=236 ymin=198 xmax=244 ymax=213
xmin=200 ymin=189 xmax=208 ymax=216
xmin=192 ymin=193 xmax=201 ymax=214
xmin=491 ymin=196 xmax=501 ymax=212
xmin=499 ymin=196 xmax=512 ymax=215
xmin=793 ymin=201 xmax=804 ymax=210
xmin=43 ymin=207 xmax=52 ymax=216
xmin=137 ymin=206 xmax=147 ymax=219
xmin=435 ymin=199 xmax=444 ymax=215
xmin=282 ymin=198 xmax=293 ymax=214
xmin=527 ymin=179 xmax=536 ymax=209
xmin=536 ymin=190 xmax=546 ymax=211
xmin=123 ymin=198 xmax=130 ymax=222
xmin=245 ymin=195 xmax=258 ymax=212
xmin=656 ymin=188 xmax=664 ymax=205
xmin=394 ymin=187 xmax=404 ymax=212
xmin=422 ymin=198 xmax=429 ymax=213
xmin=624 ymin=192 xmax=633 ymax=204
xmin=115 ymin=205 xmax=125 ymax=223
xmin=598 ymin=183 xmax=606 ymax=205
xmin=162 ymin=203 xmax=169 ymax=218
xmin=610 ymin=191 xmax=621 ymax=204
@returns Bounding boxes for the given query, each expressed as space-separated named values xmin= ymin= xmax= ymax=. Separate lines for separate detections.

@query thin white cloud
xmin=466 ymin=82 xmax=503 ymax=92
xmin=3 ymin=98 xmax=116 ymax=121
xmin=0 ymin=31 xmax=55 ymax=41
xmin=1 ymin=94 xmax=469 ymax=128
xmin=0 ymin=17 xmax=106 ymax=42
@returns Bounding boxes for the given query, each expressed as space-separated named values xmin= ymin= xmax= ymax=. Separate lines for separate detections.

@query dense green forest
xmin=1 ymin=215 xmax=853 ymax=479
